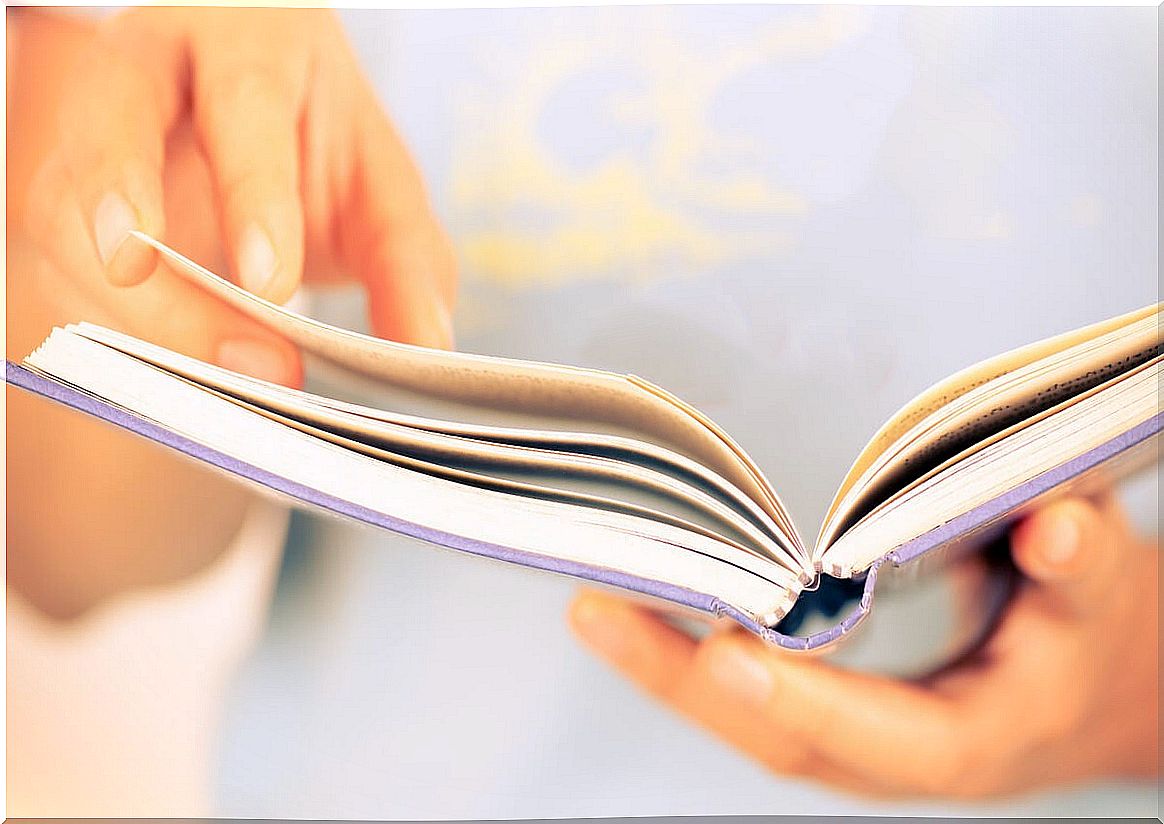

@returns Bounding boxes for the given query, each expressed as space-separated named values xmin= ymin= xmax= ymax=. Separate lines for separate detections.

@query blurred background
xmin=212 ymin=5 xmax=1158 ymax=818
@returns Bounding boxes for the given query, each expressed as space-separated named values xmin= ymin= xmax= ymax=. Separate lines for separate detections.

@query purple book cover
xmin=7 ymin=360 xmax=1161 ymax=650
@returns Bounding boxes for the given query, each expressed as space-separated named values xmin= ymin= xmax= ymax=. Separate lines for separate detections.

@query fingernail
xmin=706 ymin=638 xmax=773 ymax=705
xmin=216 ymin=339 xmax=288 ymax=385
xmin=570 ymin=595 xmax=632 ymax=661
xmin=1042 ymin=509 xmax=1081 ymax=565
xmin=410 ymin=294 xmax=455 ymax=350
xmin=94 ymin=192 xmax=137 ymax=265
xmin=432 ymin=300 xmax=455 ymax=350
xmin=237 ymin=224 xmax=278 ymax=297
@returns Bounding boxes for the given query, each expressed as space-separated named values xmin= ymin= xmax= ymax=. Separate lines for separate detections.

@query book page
xmin=827 ymin=353 xmax=1161 ymax=561
xmin=213 ymin=389 xmax=765 ymax=558
xmin=71 ymin=322 xmax=799 ymax=563
xmin=820 ymin=303 xmax=1161 ymax=548
xmin=821 ymin=359 xmax=1161 ymax=576
xmin=25 ymin=328 xmax=803 ymax=626
xmin=131 ymin=231 xmax=809 ymax=573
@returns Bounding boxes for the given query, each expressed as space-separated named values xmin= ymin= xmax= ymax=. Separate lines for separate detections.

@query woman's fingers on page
xmin=118 ymin=265 xmax=304 ymax=389
xmin=343 ymin=91 xmax=458 ymax=348
xmin=114 ymin=265 xmax=303 ymax=388
xmin=359 ymin=231 xmax=458 ymax=349
xmin=189 ymin=15 xmax=307 ymax=306
xmin=47 ymin=11 xmax=181 ymax=287
xmin=33 ymin=5 xmax=458 ymax=350
xmin=28 ymin=124 xmax=302 ymax=388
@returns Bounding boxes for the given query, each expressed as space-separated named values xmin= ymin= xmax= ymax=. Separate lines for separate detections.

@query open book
xmin=7 ymin=233 xmax=1162 ymax=649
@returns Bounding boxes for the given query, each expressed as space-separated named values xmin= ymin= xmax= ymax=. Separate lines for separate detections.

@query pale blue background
xmin=215 ymin=6 xmax=1159 ymax=817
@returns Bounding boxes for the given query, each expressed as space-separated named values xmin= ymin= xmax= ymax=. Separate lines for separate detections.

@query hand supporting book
xmin=570 ymin=492 xmax=1160 ymax=797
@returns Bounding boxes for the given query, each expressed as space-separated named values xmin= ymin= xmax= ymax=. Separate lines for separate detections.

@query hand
xmin=21 ymin=6 xmax=456 ymax=387
xmin=6 ymin=7 xmax=455 ymax=618
xmin=568 ymin=492 xmax=1159 ymax=798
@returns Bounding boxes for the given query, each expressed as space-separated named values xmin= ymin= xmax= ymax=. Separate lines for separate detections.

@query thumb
xmin=1008 ymin=493 xmax=1129 ymax=617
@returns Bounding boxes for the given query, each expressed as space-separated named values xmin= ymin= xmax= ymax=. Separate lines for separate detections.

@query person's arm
xmin=6 ymin=7 xmax=456 ymax=618
xmin=569 ymin=492 xmax=1159 ymax=798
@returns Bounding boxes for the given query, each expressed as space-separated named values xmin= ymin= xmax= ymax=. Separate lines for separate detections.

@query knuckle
xmin=75 ymin=155 xmax=162 ymax=212
xmin=66 ymin=49 xmax=151 ymax=119
xmin=235 ymin=68 xmax=297 ymax=110
xmin=217 ymin=167 xmax=298 ymax=218
xmin=196 ymin=67 xmax=298 ymax=145
xmin=766 ymin=746 xmax=814 ymax=779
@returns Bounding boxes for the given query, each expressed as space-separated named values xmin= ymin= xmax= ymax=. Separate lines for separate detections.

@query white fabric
xmin=5 ymin=498 xmax=288 ymax=816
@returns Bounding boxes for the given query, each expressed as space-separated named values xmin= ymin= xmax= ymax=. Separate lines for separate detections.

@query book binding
xmin=7 ymin=360 xmax=1161 ymax=649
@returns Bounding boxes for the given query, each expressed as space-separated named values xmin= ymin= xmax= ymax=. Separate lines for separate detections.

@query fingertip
xmin=567 ymin=589 xmax=640 ymax=662
xmin=233 ymin=222 xmax=303 ymax=305
xmin=105 ymin=240 xmax=160 ymax=288
xmin=1011 ymin=498 xmax=1093 ymax=581
xmin=568 ymin=589 xmax=640 ymax=634
xmin=235 ymin=223 xmax=281 ymax=297
xmin=368 ymin=275 xmax=456 ymax=350
xmin=95 ymin=191 xmax=162 ymax=286
xmin=569 ymin=590 xmax=702 ymax=703
xmin=282 ymin=344 xmax=305 ymax=390
xmin=214 ymin=335 xmax=302 ymax=389
xmin=566 ymin=589 xmax=602 ymax=634
xmin=418 ymin=228 xmax=459 ymax=345
xmin=429 ymin=298 xmax=456 ymax=350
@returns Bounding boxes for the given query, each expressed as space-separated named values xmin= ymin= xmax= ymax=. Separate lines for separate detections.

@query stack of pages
xmin=8 ymin=233 xmax=1161 ymax=648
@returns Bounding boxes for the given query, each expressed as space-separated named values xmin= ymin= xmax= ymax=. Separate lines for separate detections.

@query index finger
xmin=53 ymin=10 xmax=185 ymax=285
xmin=341 ymin=87 xmax=457 ymax=348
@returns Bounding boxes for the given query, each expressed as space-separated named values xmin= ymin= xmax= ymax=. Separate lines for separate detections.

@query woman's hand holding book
xmin=570 ymin=491 xmax=1159 ymax=797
